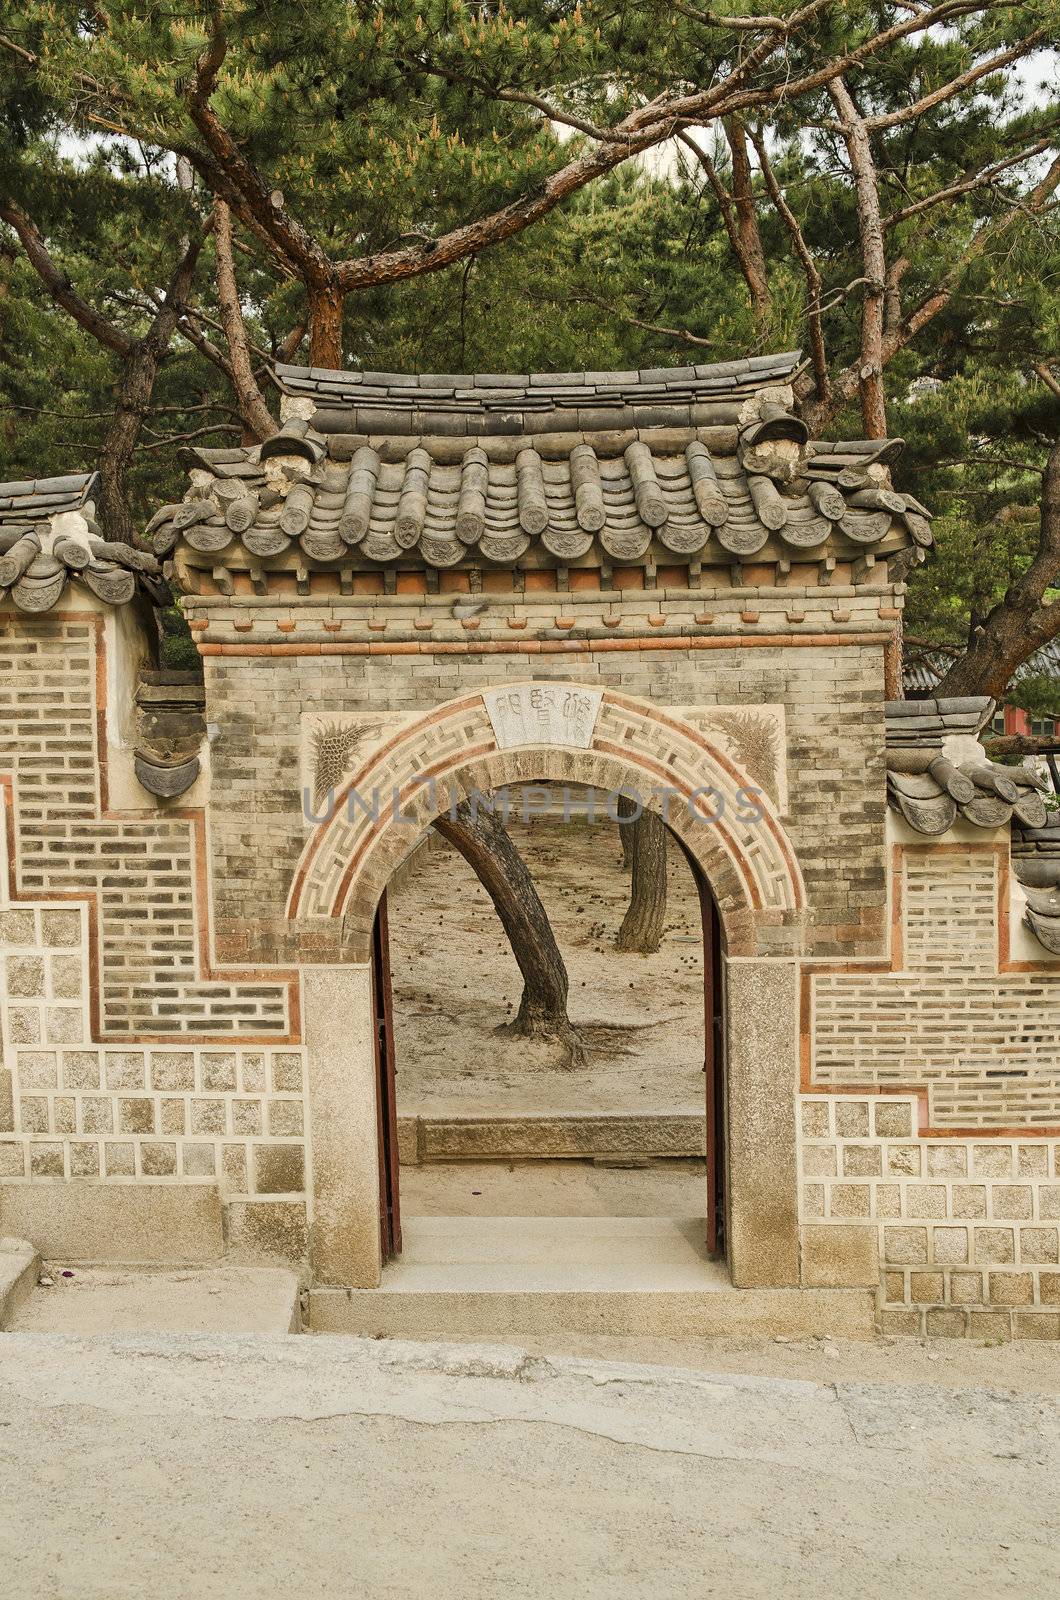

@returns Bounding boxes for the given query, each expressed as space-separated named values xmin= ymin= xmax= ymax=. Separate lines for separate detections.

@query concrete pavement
xmin=0 ymin=1332 xmax=1057 ymax=1599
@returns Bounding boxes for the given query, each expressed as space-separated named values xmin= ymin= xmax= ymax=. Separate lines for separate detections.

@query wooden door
xmin=700 ymin=878 xmax=726 ymax=1258
xmin=372 ymin=891 xmax=401 ymax=1260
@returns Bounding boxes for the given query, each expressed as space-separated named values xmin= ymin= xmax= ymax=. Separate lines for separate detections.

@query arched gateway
xmin=4 ymin=351 xmax=1057 ymax=1339
xmin=286 ymin=684 xmax=805 ymax=946
xmin=284 ymin=683 xmax=806 ymax=1289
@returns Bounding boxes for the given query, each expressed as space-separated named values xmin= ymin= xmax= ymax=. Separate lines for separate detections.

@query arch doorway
xmin=370 ymin=795 xmax=728 ymax=1270
xmin=289 ymin=684 xmax=805 ymax=1293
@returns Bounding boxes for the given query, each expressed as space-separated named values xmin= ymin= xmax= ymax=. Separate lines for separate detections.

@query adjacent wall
xmin=800 ymin=839 xmax=1060 ymax=1336
xmin=3 ymin=593 xmax=1060 ymax=1333
xmin=0 ymin=606 xmax=312 ymax=1271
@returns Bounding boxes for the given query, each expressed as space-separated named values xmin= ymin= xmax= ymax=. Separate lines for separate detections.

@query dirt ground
xmin=388 ymin=815 xmax=705 ymax=1118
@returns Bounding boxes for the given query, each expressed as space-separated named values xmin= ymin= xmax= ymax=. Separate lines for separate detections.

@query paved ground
xmin=1 ymin=1333 xmax=1057 ymax=1599
xmin=6 ymin=1264 xmax=300 ymax=1335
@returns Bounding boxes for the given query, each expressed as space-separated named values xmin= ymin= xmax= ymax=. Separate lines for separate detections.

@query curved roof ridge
xmin=274 ymin=352 xmax=806 ymax=441
xmin=0 ymin=471 xmax=101 ymax=524
xmin=277 ymin=350 xmax=801 ymax=385
xmin=275 ymin=350 xmax=802 ymax=400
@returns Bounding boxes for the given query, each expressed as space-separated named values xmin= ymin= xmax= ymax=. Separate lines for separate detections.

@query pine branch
xmin=885 ymin=136 xmax=1060 ymax=229
xmin=745 ymin=124 xmax=829 ymax=404
xmin=828 ymin=77 xmax=888 ymax=438
xmin=0 ymin=197 xmax=132 ymax=357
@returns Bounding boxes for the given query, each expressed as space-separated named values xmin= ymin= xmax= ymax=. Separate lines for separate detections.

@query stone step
xmin=398 ymin=1111 xmax=706 ymax=1164
xmin=400 ymin=1157 xmax=707 ymax=1218
xmin=398 ymin=1215 xmax=713 ymax=1271
xmin=308 ymin=1216 xmax=875 ymax=1340
xmin=0 ymin=1237 xmax=41 ymax=1328
xmin=309 ymin=1283 xmax=875 ymax=1340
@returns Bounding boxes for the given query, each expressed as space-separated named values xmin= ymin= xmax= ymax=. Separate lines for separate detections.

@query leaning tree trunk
xmin=435 ymin=797 xmax=586 ymax=1068
xmin=935 ymin=436 xmax=1060 ymax=701
xmin=616 ymin=809 xmax=668 ymax=954
xmin=616 ymin=792 xmax=637 ymax=870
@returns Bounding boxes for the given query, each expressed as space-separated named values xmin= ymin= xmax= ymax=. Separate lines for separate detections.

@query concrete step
xmin=0 ymin=1237 xmax=41 ymax=1329
xmin=398 ymin=1111 xmax=705 ymax=1164
xmin=6 ymin=1264 xmax=303 ymax=1335
xmin=308 ymin=1217 xmax=876 ymax=1340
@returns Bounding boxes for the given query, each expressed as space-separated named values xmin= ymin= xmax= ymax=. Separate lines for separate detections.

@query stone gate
xmin=2 ymin=350 xmax=1059 ymax=1336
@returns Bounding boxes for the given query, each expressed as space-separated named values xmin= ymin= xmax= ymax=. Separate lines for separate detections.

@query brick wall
xmin=0 ymin=613 xmax=307 ymax=1238
xmin=10 ymin=594 xmax=1059 ymax=1330
xmin=810 ymin=848 xmax=1060 ymax=1127
xmin=800 ymin=1095 xmax=1060 ymax=1338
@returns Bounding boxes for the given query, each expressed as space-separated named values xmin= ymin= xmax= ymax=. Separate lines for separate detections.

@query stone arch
xmin=291 ymin=682 xmax=806 ymax=1293
xmin=287 ymin=683 xmax=805 ymax=961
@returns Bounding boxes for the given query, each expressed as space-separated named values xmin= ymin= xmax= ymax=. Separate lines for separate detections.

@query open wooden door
xmin=372 ymin=891 xmax=401 ymax=1261
xmin=700 ymin=877 xmax=726 ymax=1258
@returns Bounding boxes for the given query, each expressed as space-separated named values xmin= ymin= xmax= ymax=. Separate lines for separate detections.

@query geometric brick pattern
xmin=287 ymin=684 xmax=806 ymax=959
xmin=0 ymin=615 xmax=290 ymax=1039
xmin=810 ymin=848 xmax=1060 ymax=1128
xmin=0 ymin=892 xmax=307 ymax=1194
xmin=0 ymin=610 xmax=306 ymax=1199
xmin=800 ymin=1094 xmax=1060 ymax=1338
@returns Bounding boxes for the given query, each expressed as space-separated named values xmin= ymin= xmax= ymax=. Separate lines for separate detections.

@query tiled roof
xmin=157 ymin=355 xmax=930 ymax=579
xmin=0 ymin=471 xmax=166 ymax=612
xmin=0 ymin=471 xmax=100 ymax=526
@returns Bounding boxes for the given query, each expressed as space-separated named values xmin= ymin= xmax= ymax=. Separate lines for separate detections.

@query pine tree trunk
xmin=616 ymin=810 xmax=668 ymax=954
xmin=96 ymin=237 xmax=201 ymax=544
xmin=434 ymin=797 xmax=586 ymax=1067
xmin=97 ymin=356 xmax=152 ymax=545
xmin=617 ymin=792 xmax=637 ymax=869
xmin=308 ymin=279 xmax=344 ymax=368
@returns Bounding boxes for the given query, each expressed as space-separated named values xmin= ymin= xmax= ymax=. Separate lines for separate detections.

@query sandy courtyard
xmin=388 ymin=815 xmax=707 ymax=1119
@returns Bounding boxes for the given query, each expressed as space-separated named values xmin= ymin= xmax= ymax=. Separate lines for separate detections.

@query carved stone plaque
xmin=483 ymin=684 xmax=603 ymax=750
xmin=300 ymin=710 xmax=417 ymax=825
xmin=674 ymin=704 xmax=788 ymax=811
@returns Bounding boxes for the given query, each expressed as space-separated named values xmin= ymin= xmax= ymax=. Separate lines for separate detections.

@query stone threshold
xmin=310 ymin=1215 xmax=875 ymax=1339
xmin=309 ymin=1283 xmax=874 ymax=1340
xmin=397 ymin=1112 xmax=707 ymax=1165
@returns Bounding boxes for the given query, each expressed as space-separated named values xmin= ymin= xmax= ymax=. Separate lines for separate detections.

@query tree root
xmin=494 ymin=1012 xmax=588 ymax=1070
